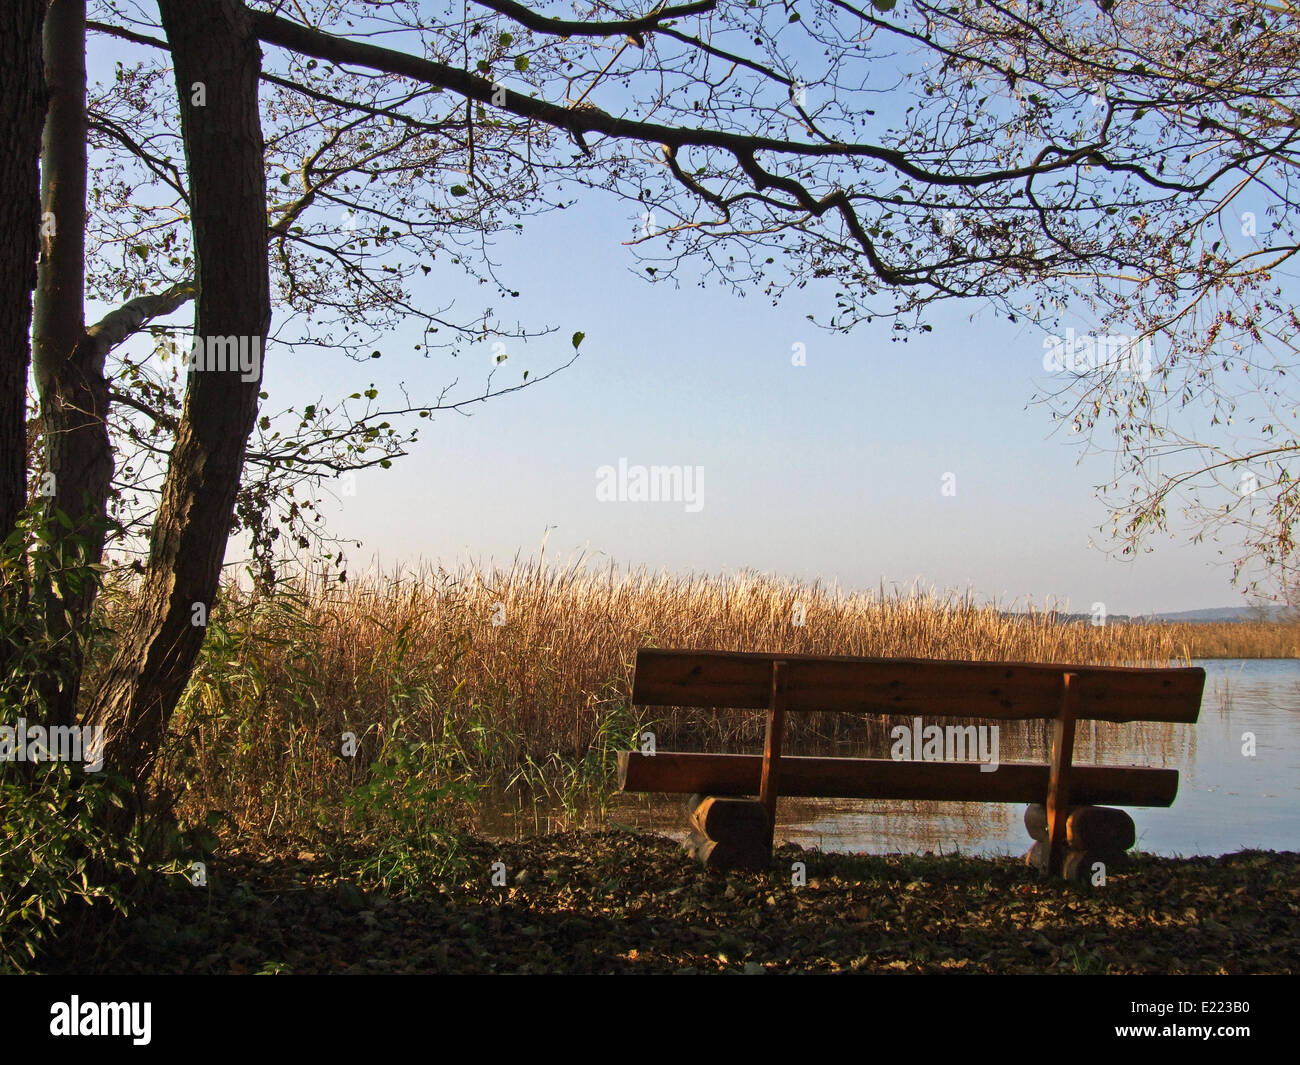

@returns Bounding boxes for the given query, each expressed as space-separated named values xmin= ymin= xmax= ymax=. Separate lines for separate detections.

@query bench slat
xmin=617 ymin=751 xmax=1181 ymax=807
xmin=631 ymin=649 xmax=1204 ymax=724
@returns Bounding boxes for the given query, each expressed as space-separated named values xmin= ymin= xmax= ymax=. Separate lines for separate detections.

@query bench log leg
xmin=1025 ymin=802 xmax=1137 ymax=883
xmin=685 ymin=797 xmax=771 ymax=873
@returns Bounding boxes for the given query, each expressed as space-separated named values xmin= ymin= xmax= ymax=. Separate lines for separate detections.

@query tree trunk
xmin=84 ymin=0 xmax=270 ymax=802
xmin=32 ymin=0 xmax=108 ymax=728
xmin=0 ymin=0 xmax=46 ymax=544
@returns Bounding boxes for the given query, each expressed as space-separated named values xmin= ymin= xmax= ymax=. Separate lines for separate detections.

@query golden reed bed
xmin=86 ymin=561 xmax=1297 ymax=841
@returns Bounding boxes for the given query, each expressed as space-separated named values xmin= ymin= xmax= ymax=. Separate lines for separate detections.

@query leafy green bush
xmin=0 ymin=762 xmax=141 ymax=971
xmin=0 ymin=506 xmax=141 ymax=972
xmin=335 ymin=726 xmax=478 ymax=893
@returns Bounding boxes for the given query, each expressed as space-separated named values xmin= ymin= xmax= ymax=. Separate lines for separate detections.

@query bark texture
xmin=85 ymin=0 xmax=270 ymax=793
xmin=0 ymin=0 xmax=46 ymax=543
xmin=32 ymin=0 xmax=104 ymax=726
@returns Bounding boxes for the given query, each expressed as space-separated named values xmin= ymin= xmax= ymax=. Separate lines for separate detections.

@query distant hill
xmin=1008 ymin=606 xmax=1290 ymax=624
xmin=1133 ymin=606 xmax=1287 ymax=623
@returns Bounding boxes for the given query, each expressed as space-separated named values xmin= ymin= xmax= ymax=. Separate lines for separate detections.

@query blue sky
xmin=271 ymin=187 xmax=1256 ymax=616
xmin=85 ymin=11 xmax=1274 ymax=615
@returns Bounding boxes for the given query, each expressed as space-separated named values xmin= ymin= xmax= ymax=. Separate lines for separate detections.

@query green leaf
xmin=571 ymin=331 xmax=586 ymax=350
xmin=498 ymin=32 xmax=513 ymax=47
xmin=450 ymin=185 xmax=469 ymax=196
xmin=514 ymin=55 xmax=530 ymax=72
xmin=871 ymin=0 xmax=896 ymax=10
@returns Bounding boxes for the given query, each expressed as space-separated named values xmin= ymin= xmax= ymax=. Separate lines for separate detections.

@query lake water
xmin=478 ymin=659 xmax=1300 ymax=858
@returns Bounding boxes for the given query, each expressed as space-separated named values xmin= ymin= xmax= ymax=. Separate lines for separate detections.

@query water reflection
xmin=474 ymin=659 xmax=1299 ymax=858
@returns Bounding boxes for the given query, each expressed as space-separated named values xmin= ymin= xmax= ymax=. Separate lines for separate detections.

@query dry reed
xmin=84 ymin=560 xmax=1295 ymax=842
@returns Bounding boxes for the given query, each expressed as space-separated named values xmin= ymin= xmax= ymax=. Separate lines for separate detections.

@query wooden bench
xmin=617 ymin=648 xmax=1205 ymax=880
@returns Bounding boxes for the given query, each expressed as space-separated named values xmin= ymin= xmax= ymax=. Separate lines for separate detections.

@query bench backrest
xmin=632 ymin=648 xmax=1205 ymax=723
